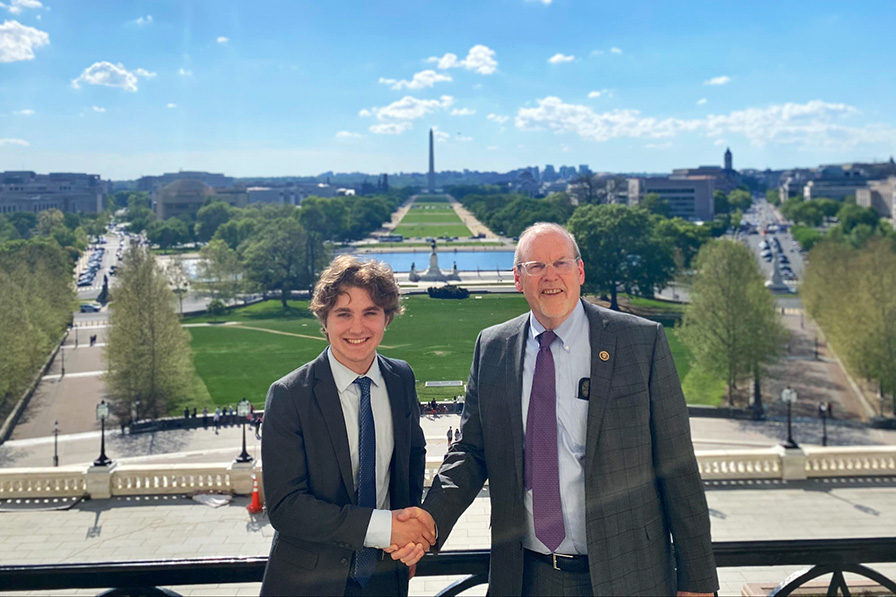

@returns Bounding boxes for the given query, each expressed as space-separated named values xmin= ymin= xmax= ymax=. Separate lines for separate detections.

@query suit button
xmin=340 ymin=558 xmax=349 ymax=567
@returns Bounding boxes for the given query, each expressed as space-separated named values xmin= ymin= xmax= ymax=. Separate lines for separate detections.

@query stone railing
xmin=2 ymin=445 xmax=895 ymax=500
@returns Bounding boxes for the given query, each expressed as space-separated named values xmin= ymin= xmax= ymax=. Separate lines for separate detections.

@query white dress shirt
xmin=327 ymin=348 xmax=395 ymax=549
xmin=521 ymin=301 xmax=591 ymax=554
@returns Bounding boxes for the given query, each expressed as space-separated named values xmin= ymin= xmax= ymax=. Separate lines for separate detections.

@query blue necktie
xmin=351 ymin=376 xmax=378 ymax=586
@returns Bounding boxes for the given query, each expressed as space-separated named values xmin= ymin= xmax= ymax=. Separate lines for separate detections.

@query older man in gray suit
xmin=392 ymin=222 xmax=718 ymax=596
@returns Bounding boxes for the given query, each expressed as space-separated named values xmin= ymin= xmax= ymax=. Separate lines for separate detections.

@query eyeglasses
xmin=516 ymin=257 xmax=580 ymax=276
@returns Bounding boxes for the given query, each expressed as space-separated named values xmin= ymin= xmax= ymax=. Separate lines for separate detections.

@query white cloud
xmin=697 ymin=98 xmax=708 ymax=105
xmin=4 ymin=0 xmax=42 ymax=15
xmin=91 ymin=106 xmax=105 ymax=113
xmin=178 ymin=68 xmax=193 ymax=77
xmin=705 ymin=75 xmax=731 ymax=86
xmin=335 ymin=130 xmax=362 ymax=139
xmin=456 ymin=135 xmax=474 ymax=142
xmin=589 ymin=50 xmax=604 ymax=57
xmin=133 ymin=15 xmax=152 ymax=26
xmin=72 ymin=62 xmax=154 ymax=92
xmin=365 ymin=95 xmax=454 ymax=135
xmin=548 ymin=53 xmax=575 ymax=64
xmin=378 ymin=69 xmax=452 ymax=90
xmin=358 ymin=108 xmax=372 ymax=118
xmin=217 ymin=36 xmax=229 ymax=44
xmin=487 ymin=113 xmax=509 ymax=124
xmin=486 ymin=145 xmax=498 ymax=151
xmin=369 ymin=122 xmax=412 ymax=135
xmin=432 ymin=127 xmax=450 ymax=143
xmin=0 ymin=19 xmax=49 ymax=62
xmin=451 ymin=107 xmax=475 ymax=116
xmin=0 ymin=137 xmax=28 ymax=146
xmin=646 ymin=142 xmax=673 ymax=149
xmin=427 ymin=44 xmax=497 ymax=75
xmin=588 ymin=91 xmax=604 ymax=99
xmin=514 ymin=96 xmax=895 ymax=150
xmin=14 ymin=108 xmax=33 ymax=115
xmin=610 ymin=47 xmax=623 ymax=54
xmin=166 ymin=103 xmax=177 ymax=109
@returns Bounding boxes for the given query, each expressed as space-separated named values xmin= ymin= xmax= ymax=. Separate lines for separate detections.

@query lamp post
xmin=234 ymin=398 xmax=253 ymax=463
xmin=819 ymin=402 xmax=828 ymax=447
xmin=53 ymin=421 xmax=59 ymax=467
xmin=780 ymin=386 xmax=799 ymax=449
xmin=94 ymin=400 xmax=112 ymax=466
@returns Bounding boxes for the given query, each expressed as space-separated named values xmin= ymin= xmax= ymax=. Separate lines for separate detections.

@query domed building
xmin=154 ymin=179 xmax=212 ymax=220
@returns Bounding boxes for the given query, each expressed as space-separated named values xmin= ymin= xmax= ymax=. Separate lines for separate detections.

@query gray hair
xmin=514 ymin=222 xmax=581 ymax=267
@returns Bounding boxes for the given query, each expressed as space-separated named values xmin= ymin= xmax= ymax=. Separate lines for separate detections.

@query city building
xmin=627 ymin=176 xmax=715 ymax=221
xmin=802 ymin=160 xmax=896 ymax=201
xmin=136 ymin=171 xmax=233 ymax=192
xmin=856 ymin=177 xmax=896 ymax=219
xmin=670 ymin=147 xmax=739 ymax=193
xmin=0 ymin=171 xmax=107 ymax=215
xmin=154 ymin=179 xmax=213 ymax=220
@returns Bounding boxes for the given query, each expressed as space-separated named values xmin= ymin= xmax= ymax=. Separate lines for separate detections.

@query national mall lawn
xmin=184 ymin=294 xmax=720 ymax=409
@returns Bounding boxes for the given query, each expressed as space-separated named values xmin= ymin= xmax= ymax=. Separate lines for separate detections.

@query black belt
xmin=524 ymin=549 xmax=589 ymax=573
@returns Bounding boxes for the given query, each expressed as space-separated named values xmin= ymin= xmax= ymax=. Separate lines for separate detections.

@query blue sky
xmin=1 ymin=0 xmax=894 ymax=180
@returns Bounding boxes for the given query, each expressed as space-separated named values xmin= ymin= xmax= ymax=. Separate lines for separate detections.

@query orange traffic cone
xmin=247 ymin=473 xmax=264 ymax=514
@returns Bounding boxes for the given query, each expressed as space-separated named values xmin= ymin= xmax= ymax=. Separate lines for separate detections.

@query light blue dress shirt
xmin=327 ymin=348 xmax=394 ymax=549
xmin=521 ymin=300 xmax=591 ymax=554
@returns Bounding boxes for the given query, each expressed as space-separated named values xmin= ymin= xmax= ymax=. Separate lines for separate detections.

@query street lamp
xmin=818 ymin=402 xmax=828 ymax=447
xmin=234 ymin=398 xmax=253 ymax=463
xmin=53 ymin=421 xmax=59 ymax=467
xmin=94 ymin=400 xmax=112 ymax=466
xmin=780 ymin=386 xmax=799 ymax=449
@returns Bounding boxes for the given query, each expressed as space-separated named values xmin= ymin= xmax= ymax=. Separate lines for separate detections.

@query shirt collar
xmin=528 ymin=299 xmax=587 ymax=348
xmin=326 ymin=347 xmax=384 ymax=393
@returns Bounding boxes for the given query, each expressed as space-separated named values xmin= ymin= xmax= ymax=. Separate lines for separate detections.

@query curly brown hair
xmin=310 ymin=255 xmax=404 ymax=328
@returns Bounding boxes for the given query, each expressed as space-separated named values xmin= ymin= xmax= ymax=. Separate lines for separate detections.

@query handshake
xmin=385 ymin=507 xmax=436 ymax=566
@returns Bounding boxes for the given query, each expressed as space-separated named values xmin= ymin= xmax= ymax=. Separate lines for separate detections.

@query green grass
xmin=414 ymin=195 xmax=450 ymax=203
xmin=367 ymin=241 xmax=503 ymax=248
xmin=400 ymin=211 xmax=466 ymax=224
xmin=183 ymin=295 xmax=718 ymax=408
xmin=392 ymin=223 xmax=473 ymax=238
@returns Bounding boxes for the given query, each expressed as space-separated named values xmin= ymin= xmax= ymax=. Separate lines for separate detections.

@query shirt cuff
xmin=363 ymin=509 xmax=393 ymax=549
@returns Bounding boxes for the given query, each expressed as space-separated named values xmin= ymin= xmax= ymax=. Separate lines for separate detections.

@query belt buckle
xmin=552 ymin=553 xmax=572 ymax=571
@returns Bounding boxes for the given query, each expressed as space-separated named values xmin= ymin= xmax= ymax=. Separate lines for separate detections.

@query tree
xmin=242 ymin=218 xmax=312 ymax=307
xmin=639 ymin=193 xmax=671 ymax=218
xmin=678 ymin=240 xmax=786 ymax=406
xmin=765 ymin=189 xmax=781 ymax=206
xmin=0 ymin=239 xmax=75 ymax=405
xmin=836 ymin=203 xmax=879 ymax=234
xmin=166 ymin=257 xmax=191 ymax=314
xmin=146 ymin=218 xmax=189 ymax=249
xmin=803 ymin=239 xmax=896 ymax=416
xmin=566 ymin=204 xmax=675 ymax=310
xmin=653 ymin=217 xmax=711 ymax=270
xmin=195 ymin=201 xmax=234 ymax=242
xmin=105 ymin=245 xmax=195 ymax=420
xmin=728 ymin=189 xmax=752 ymax=212
xmin=196 ymin=239 xmax=245 ymax=305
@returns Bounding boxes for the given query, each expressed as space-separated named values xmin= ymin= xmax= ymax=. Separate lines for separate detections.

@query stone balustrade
xmin=1 ymin=445 xmax=895 ymax=500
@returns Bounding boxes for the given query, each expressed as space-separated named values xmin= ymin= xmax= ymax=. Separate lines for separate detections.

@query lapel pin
xmin=599 ymin=350 xmax=610 ymax=361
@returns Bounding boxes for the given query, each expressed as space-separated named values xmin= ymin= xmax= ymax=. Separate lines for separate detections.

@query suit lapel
xmin=584 ymin=301 xmax=616 ymax=467
xmin=505 ymin=315 xmax=529 ymax=489
xmin=312 ymin=351 xmax=356 ymax=504
xmin=380 ymin=355 xmax=408 ymax=502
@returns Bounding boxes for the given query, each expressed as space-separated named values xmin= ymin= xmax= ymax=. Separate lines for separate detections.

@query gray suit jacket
xmin=423 ymin=300 xmax=718 ymax=596
xmin=260 ymin=350 xmax=426 ymax=596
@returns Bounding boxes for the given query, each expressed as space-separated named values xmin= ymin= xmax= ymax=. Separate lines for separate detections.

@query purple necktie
xmin=525 ymin=330 xmax=566 ymax=552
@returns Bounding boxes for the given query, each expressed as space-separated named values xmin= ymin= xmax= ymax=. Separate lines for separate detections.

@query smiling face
xmin=514 ymin=228 xmax=585 ymax=330
xmin=323 ymin=285 xmax=388 ymax=375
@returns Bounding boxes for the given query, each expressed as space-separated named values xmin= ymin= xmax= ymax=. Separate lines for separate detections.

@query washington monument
xmin=428 ymin=127 xmax=435 ymax=193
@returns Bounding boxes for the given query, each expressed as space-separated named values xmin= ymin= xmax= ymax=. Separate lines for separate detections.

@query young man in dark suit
xmin=261 ymin=256 xmax=432 ymax=596
xmin=392 ymin=223 xmax=718 ymax=596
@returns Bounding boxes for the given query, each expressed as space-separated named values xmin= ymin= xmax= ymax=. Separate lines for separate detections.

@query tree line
xmin=0 ymin=239 xmax=76 ymax=415
xmin=803 ymin=236 xmax=896 ymax=417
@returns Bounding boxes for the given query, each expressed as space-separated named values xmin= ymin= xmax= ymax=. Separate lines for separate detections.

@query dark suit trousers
xmin=343 ymin=557 xmax=403 ymax=596
xmin=522 ymin=551 xmax=592 ymax=597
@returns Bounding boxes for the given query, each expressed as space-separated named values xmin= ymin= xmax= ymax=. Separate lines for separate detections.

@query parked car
xmin=80 ymin=302 xmax=102 ymax=313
